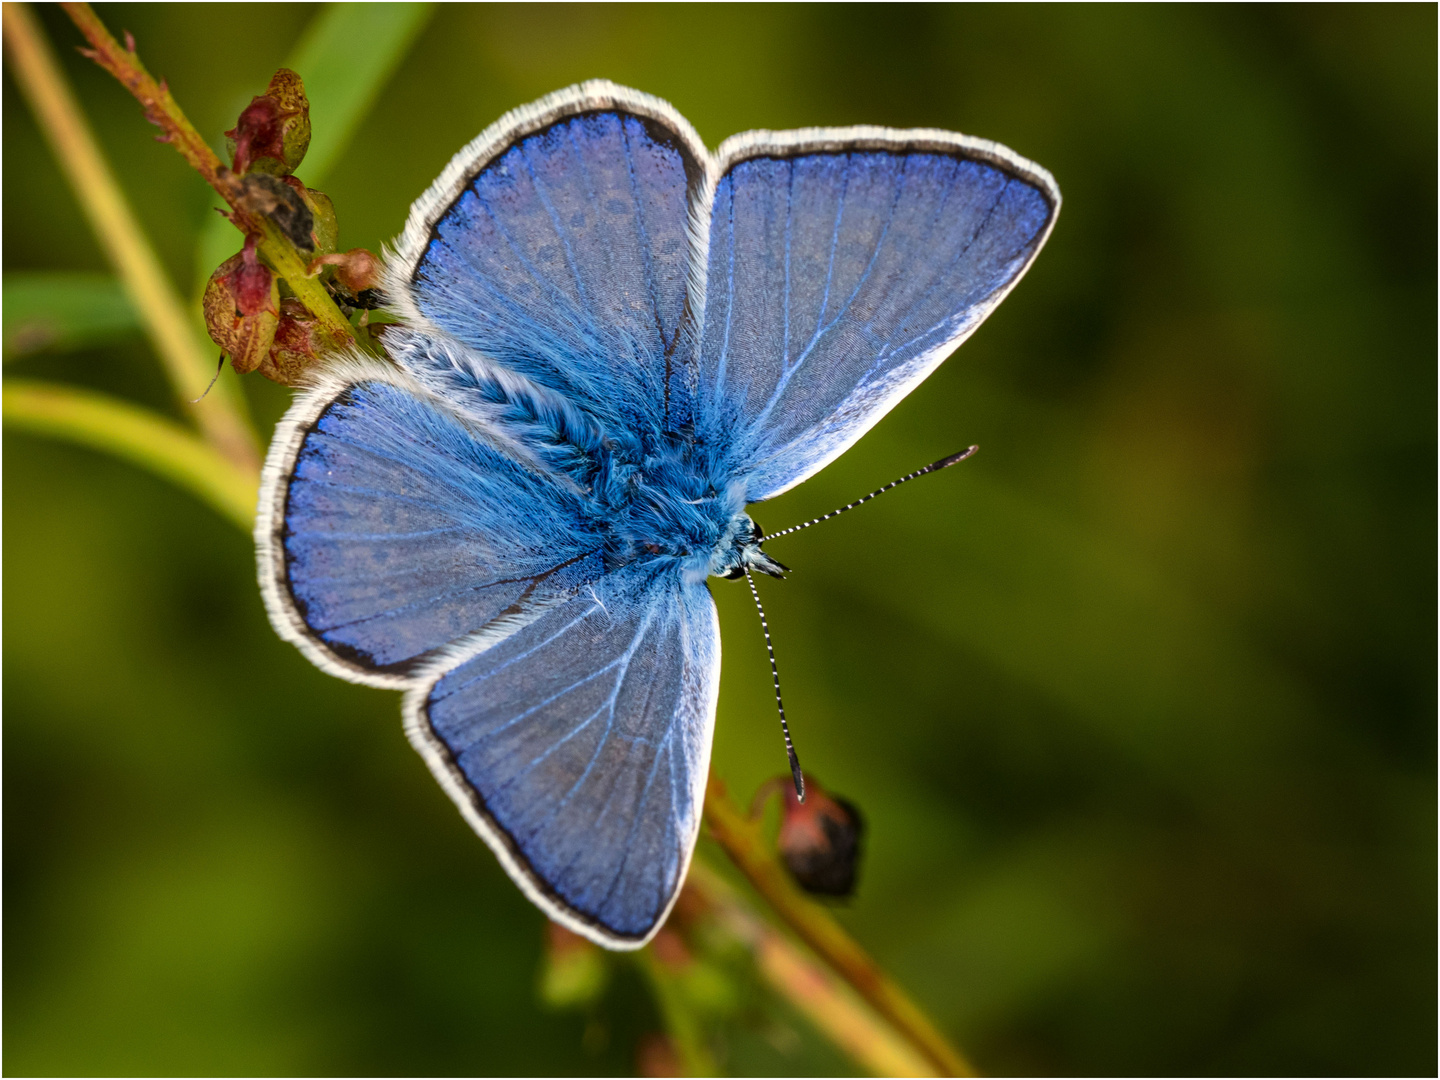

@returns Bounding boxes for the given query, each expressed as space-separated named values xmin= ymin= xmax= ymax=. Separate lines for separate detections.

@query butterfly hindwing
xmin=258 ymin=360 xmax=604 ymax=687
xmin=406 ymin=565 xmax=720 ymax=946
xmin=696 ymin=131 xmax=1060 ymax=501
xmin=387 ymin=81 xmax=711 ymax=431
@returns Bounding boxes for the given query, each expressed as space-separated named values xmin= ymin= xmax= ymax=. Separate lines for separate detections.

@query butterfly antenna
xmin=765 ymin=446 xmax=979 ymax=541
xmin=744 ymin=567 xmax=805 ymax=802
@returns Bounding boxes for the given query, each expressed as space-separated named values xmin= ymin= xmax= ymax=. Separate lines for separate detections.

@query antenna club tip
xmin=934 ymin=445 xmax=979 ymax=469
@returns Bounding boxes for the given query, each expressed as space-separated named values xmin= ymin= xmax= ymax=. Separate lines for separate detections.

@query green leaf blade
xmin=291 ymin=2 xmax=436 ymax=184
xmin=3 ymin=272 xmax=140 ymax=359
xmin=3 ymin=379 xmax=258 ymax=530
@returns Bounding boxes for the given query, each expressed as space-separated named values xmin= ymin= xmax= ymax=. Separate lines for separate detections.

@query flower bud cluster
xmin=202 ymin=68 xmax=384 ymax=386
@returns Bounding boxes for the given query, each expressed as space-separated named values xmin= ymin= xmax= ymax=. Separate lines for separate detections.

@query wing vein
xmin=750 ymin=156 xmax=911 ymax=430
xmin=782 ymin=158 xmax=795 ymax=371
xmin=293 ymin=525 xmax=467 ymax=543
xmin=524 ymin=602 xmax=665 ymax=890
xmin=711 ymin=182 xmax=737 ymax=406
xmin=808 ymin=152 xmax=850 ymax=345
xmin=437 ymin=602 xmax=600 ymax=699
xmin=872 ymin=175 xmax=1015 ymax=366
xmin=520 ymin=137 xmax=593 ymax=321
xmin=467 ymin=186 xmax=582 ymax=327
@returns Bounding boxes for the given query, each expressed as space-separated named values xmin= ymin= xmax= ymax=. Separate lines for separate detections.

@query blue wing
xmin=405 ymin=564 xmax=719 ymax=947
xmin=261 ymin=85 xmax=1062 ymax=951
xmin=386 ymin=81 xmax=710 ymax=432
xmin=695 ymin=130 xmax=1060 ymax=500
xmin=257 ymin=360 xmax=604 ymax=687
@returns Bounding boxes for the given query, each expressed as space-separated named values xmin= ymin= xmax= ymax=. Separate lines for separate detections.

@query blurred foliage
xmin=4 ymin=3 xmax=1434 ymax=1075
xmin=3 ymin=271 xmax=138 ymax=358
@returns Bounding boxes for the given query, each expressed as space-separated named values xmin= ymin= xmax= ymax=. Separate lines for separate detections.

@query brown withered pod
xmin=226 ymin=68 xmax=310 ymax=176
xmin=202 ymin=236 xmax=278 ymax=377
xmin=766 ymin=773 xmax=866 ymax=898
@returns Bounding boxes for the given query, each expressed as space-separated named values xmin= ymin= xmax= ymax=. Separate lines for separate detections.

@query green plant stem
xmin=56 ymin=2 xmax=358 ymax=352
xmin=253 ymin=217 xmax=356 ymax=353
xmin=704 ymin=774 xmax=977 ymax=1077
xmin=685 ymin=860 xmax=932 ymax=1077
xmin=636 ymin=948 xmax=719 ymax=1077
xmin=1 ymin=1 xmax=258 ymax=470
xmin=4 ymin=380 xmax=259 ymax=530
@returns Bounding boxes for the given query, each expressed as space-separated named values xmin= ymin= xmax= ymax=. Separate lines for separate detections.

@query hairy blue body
xmin=388 ymin=325 xmax=775 ymax=586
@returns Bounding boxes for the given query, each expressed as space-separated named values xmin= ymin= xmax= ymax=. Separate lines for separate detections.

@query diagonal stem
xmin=704 ymin=773 xmax=978 ymax=1076
xmin=685 ymin=859 xmax=934 ymax=1077
xmin=55 ymin=2 xmax=359 ymax=356
xmin=1 ymin=1 xmax=259 ymax=470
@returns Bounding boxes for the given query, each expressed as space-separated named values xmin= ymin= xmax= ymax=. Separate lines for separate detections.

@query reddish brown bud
xmin=259 ymin=298 xmax=348 ymax=386
xmin=231 ymin=236 xmax=272 ymax=315
xmin=202 ymin=238 xmax=278 ymax=376
xmin=310 ymin=248 xmax=381 ymax=294
xmin=225 ymin=68 xmax=310 ymax=176
xmin=259 ymin=298 xmax=322 ymax=385
xmin=776 ymin=774 xmax=865 ymax=897
xmin=637 ymin=1034 xmax=683 ymax=1078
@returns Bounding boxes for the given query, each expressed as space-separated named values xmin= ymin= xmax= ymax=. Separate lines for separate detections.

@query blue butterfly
xmin=256 ymin=81 xmax=1058 ymax=949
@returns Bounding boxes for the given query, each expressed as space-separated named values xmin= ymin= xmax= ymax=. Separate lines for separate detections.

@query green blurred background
xmin=4 ymin=3 xmax=1435 ymax=1075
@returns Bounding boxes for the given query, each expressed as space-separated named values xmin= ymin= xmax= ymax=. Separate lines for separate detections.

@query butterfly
xmin=256 ymin=81 xmax=1059 ymax=949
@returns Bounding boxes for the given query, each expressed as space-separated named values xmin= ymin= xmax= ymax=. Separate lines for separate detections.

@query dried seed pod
xmin=290 ymin=182 xmax=338 ymax=256
xmin=776 ymin=774 xmax=865 ymax=897
xmin=202 ymin=241 xmax=278 ymax=375
xmin=258 ymin=297 xmax=325 ymax=385
xmin=259 ymin=297 xmax=350 ymax=385
xmin=225 ymin=68 xmax=310 ymax=176
xmin=219 ymin=170 xmax=314 ymax=251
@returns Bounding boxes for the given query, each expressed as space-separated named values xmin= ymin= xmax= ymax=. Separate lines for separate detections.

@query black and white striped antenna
xmin=743 ymin=567 xmax=804 ymax=803
xmin=746 ymin=446 xmax=979 ymax=798
xmin=764 ymin=446 xmax=978 ymax=541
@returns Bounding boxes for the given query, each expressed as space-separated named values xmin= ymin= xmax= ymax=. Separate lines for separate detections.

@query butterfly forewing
xmin=697 ymin=134 xmax=1059 ymax=501
xmin=390 ymin=86 xmax=710 ymax=431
